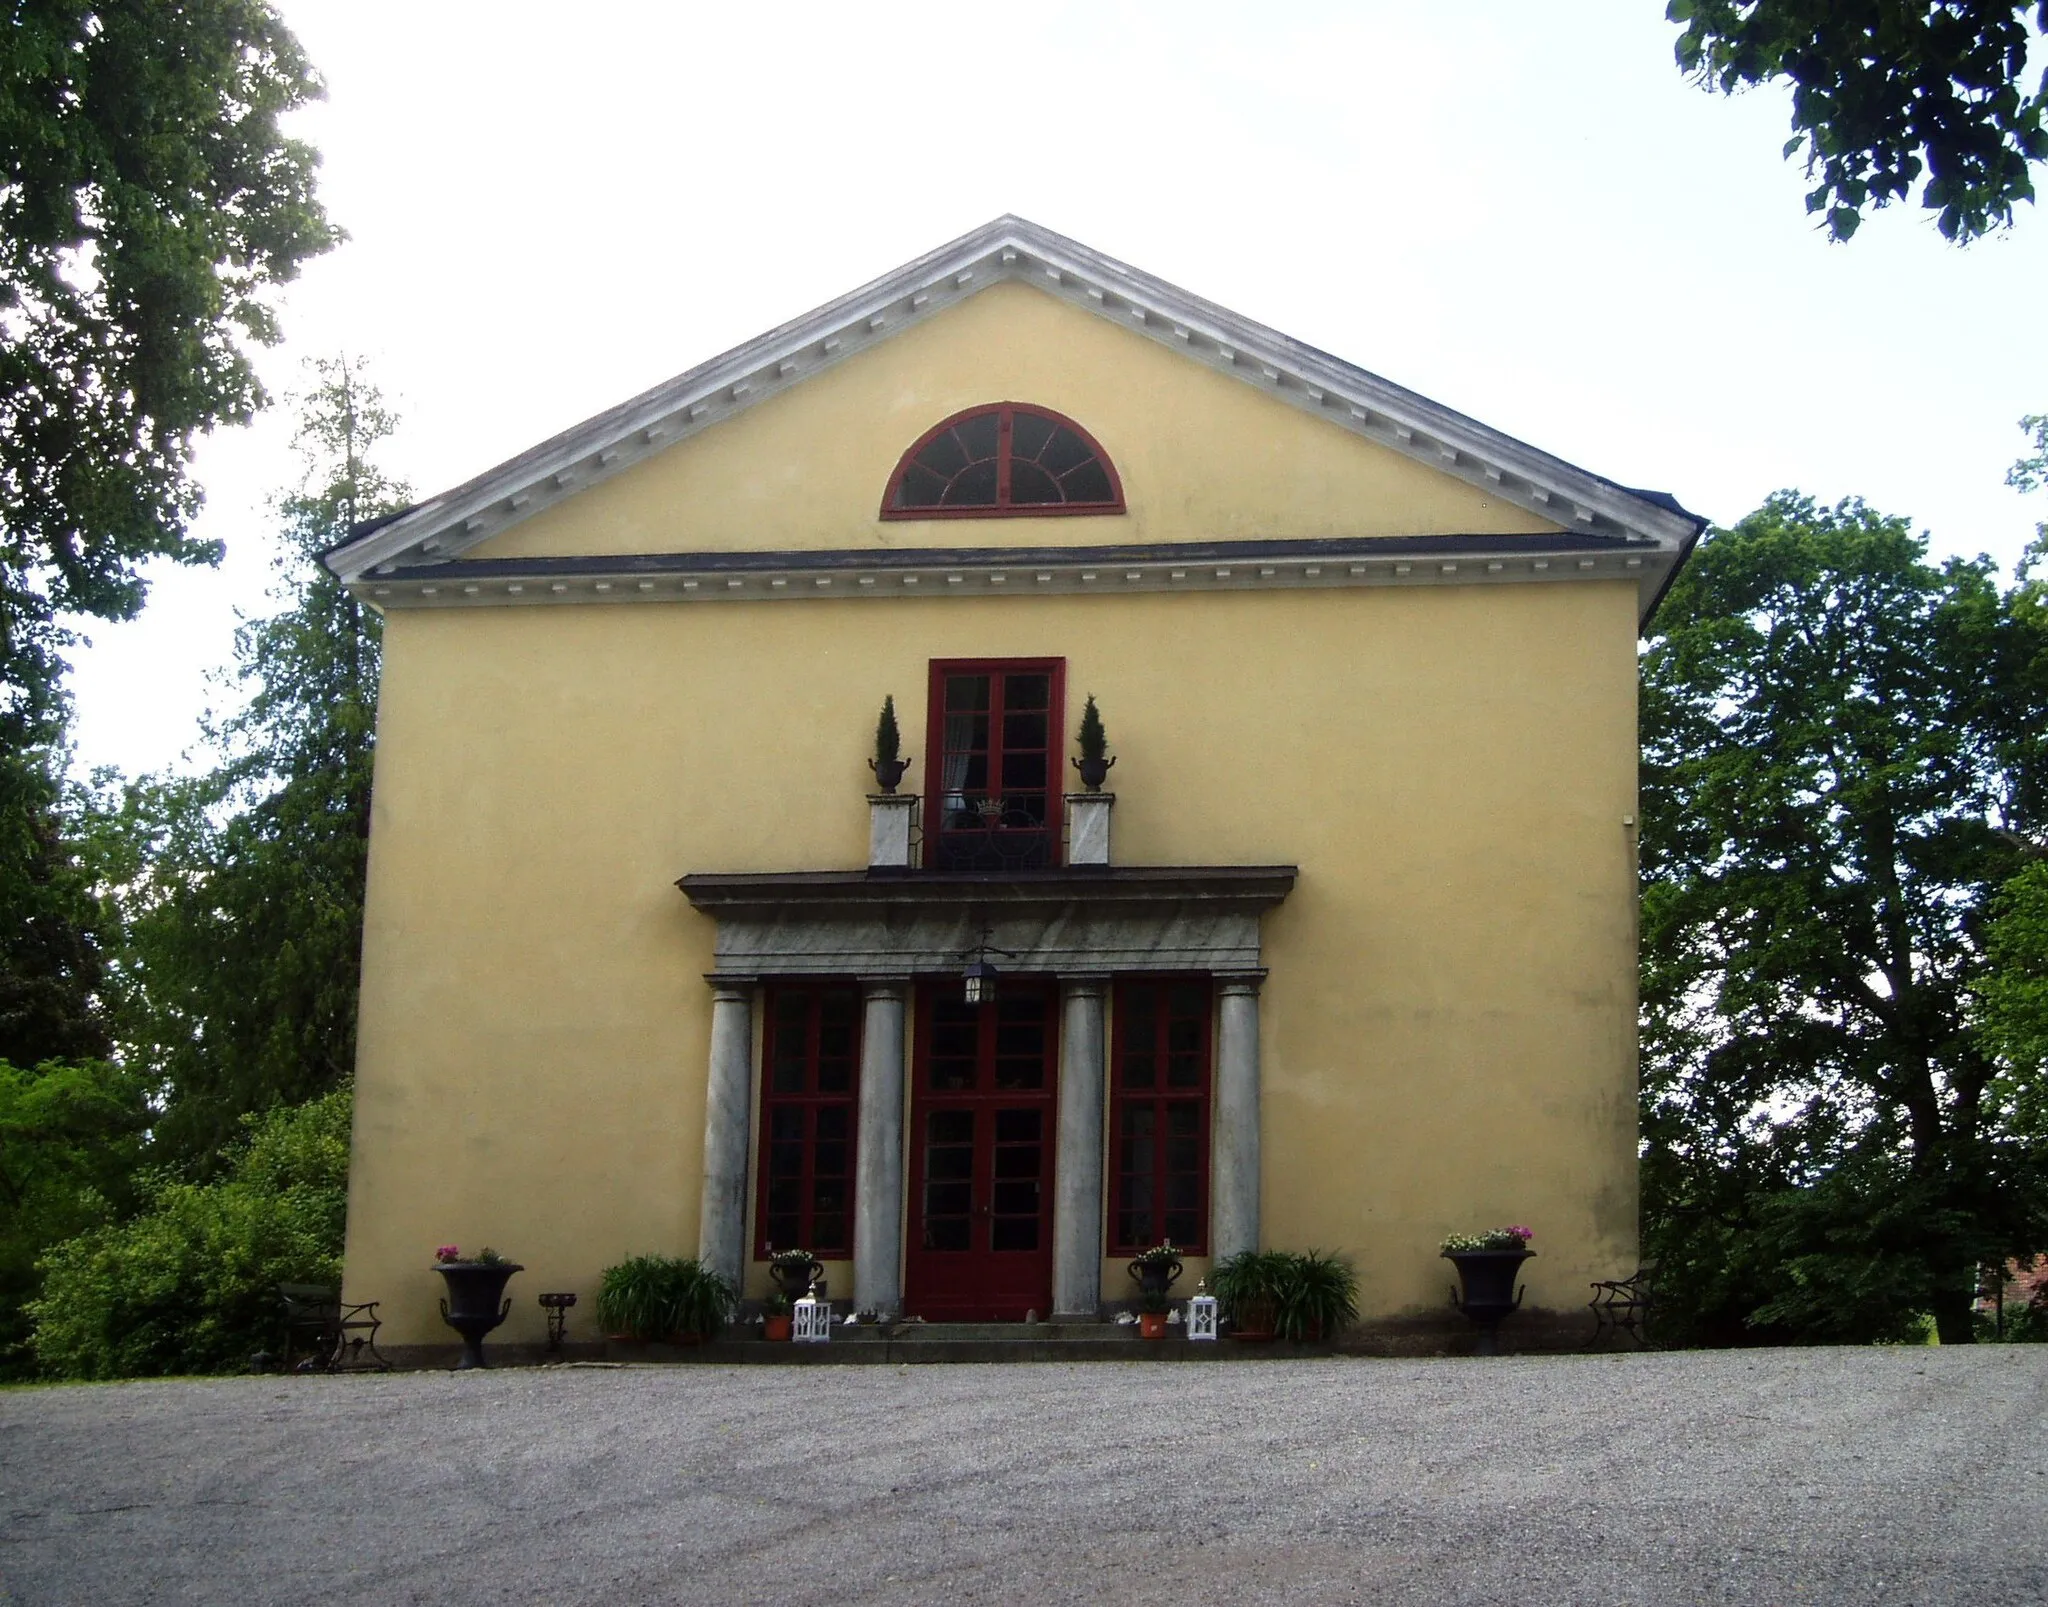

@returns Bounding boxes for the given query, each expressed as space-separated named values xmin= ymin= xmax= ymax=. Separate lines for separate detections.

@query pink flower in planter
xmin=435 ymin=1245 xmax=462 ymax=1263
xmin=1507 ymin=1226 xmax=1534 ymax=1243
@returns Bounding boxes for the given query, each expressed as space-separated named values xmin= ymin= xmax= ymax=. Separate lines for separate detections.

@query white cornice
xmin=325 ymin=216 xmax=1704 ymax=589
xmin=356 ymin=535 xmax=1675 ymax=623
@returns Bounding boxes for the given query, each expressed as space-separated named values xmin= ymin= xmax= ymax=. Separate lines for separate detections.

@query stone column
xmin=1053 ymin=975 xmax=1109 ymax=1319
xmin=696 ymin=978 xmax=756 ymax=1291
xmin=853 ymin=978 xmax=910 ymax=1318
xmin=1210 ymin=972 xmax=1265 ymax=1261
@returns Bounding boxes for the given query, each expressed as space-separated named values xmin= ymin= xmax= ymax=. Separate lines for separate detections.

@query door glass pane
xmin=923 ymin=1107 xmax=975 ymax=1253
xmin=929 ymin=1001 xmax=977 ymax=1091
xmin=994 ymin=1108 xmax=1041 ymax=1144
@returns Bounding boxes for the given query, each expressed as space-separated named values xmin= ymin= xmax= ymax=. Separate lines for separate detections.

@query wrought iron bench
xmin=279 ymin=1283 xmax=390 ymax=1373
xmin=1586 ymin=1266 xmax=1655 ymax=1349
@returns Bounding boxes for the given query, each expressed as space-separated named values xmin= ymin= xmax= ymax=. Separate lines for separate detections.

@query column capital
xmin=1215 ymin=970 xmax=1267 ymax=997
xmin=703 ymin=974 xmax=757 ymax=1002
xmin=1059 ymin=973 xmax=1112 ymax=999
xmin=857 ymin=975 xmax=913 ymax=995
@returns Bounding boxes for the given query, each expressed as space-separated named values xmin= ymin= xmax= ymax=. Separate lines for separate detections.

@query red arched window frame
xmin=880 ymin=402 xmax=1125 ymax=520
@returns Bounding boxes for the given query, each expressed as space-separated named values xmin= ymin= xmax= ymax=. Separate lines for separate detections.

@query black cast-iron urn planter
xmin=1445 ymin=1248 xmax=1533 ymax=1355
xmin=1127 ymin=1252 xmax=1183 ymax=1302
xmin=768 ymin=1252 xmax=824 ymax=1306
xmin=435 ymin=1261 xmax=525 ymax=1369
xmin=1071 ymin=754 xmax=1116 ymax=792
xmin=868 ymin=756 xmax=912 ymax=794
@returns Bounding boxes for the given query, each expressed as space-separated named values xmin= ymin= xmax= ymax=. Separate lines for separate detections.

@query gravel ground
xmin=2 ymin=1347 xmax=2045 ymax=1606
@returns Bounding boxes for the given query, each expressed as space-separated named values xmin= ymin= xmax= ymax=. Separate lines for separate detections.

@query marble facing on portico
xmin=680 ymin=867 xmax=1294 ymax=981
xmin=680 ymin=866 xmax=1295 ymax=1315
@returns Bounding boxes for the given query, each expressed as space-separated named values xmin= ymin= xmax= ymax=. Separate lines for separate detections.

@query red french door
xmin=904 ymin=982 xmax=1059 ymax=1321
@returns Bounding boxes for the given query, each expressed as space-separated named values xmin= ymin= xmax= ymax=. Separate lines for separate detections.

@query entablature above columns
xmin=678 ymin=865 xmax=1297 ymax=979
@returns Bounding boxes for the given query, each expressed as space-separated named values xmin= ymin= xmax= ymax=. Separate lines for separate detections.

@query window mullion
xmin=995 ymin=407 xmax=1013 ymax=507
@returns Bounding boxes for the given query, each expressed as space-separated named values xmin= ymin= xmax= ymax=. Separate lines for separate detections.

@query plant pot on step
xmin=1138 ymin=1310 xmax=1170 ymax=1340
xmin=768 ymin=1252 xmax=823 ymax=1306
xmin=1228 ymin=1295 xmax=1278 ymax=1342
xmin=763 ymin=1314 xmax=793 ymax=1342
xmin=435 ymin=1261 xmax=524 ymax=1369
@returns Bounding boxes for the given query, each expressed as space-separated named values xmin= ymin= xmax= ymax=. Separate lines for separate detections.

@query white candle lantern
xmin=793 ymin=1283 xmax=831 ymax=1343
xmin=1188 ymin=1280 xmax=1219 ymax=1341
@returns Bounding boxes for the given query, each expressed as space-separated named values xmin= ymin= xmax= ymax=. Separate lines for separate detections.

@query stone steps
xmin=605 ymin=1323 xmax=1332 ymax=1365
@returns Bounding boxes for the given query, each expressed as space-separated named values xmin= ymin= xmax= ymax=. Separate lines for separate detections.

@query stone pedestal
xmin=1065 ymin=792 xmax=1115 ymax=867
xmin=868 ymin=793 xmax=917 ymax=870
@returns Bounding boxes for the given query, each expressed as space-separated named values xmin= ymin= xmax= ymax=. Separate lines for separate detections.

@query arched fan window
xmin=882 ymin=403 xmax=1124 ymax=518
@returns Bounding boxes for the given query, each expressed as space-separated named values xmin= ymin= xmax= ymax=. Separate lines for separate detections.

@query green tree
xmin=1975 ymin=420 xmax=2048 ymax=1112
xmin=1667 ymin=1 xmax=2048 ymax=241
xmin=1640 ymin=492 xmax=2048 ymax=1345
xmin=0 ymin=1056 xmax=147 ymax=1375
xmin=27 ymin=1083 xmax=351 ymax=1379
xmin=1 ymin=0 xmax=337 ymax=1129
xmin=116 ymin=359 xmax=399 ymax=1167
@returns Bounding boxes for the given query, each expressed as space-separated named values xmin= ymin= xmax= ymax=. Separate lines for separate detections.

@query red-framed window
xmin=881 ymin=402 xmax=1124 ymax=519
xmin=755 ymin=983 xmax=861 ymax=1258
xmin=1109 ymin=978 xmax=1212 ymax=1253
xmin=925 ymin=658 xmax=1064 ymax=872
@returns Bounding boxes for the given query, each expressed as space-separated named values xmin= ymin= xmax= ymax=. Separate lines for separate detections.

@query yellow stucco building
xmin=327 ymin=218 xmax=1701 ymax=1356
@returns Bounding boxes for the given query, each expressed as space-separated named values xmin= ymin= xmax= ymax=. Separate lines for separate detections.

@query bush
xmin=595 ymin=1254 xmax=734 ymax=1341
xmin=26 ymin=1087 xmax=351 ymax=1379
xmin=1211 ymin=1249 xmax=1359 ymax=1340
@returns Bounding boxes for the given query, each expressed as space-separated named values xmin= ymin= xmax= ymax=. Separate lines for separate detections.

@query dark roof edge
xmin=388 ymin=531 xmax=1652 ymax=582
xmin=679 ymin=865 xmax=1300 ymax=906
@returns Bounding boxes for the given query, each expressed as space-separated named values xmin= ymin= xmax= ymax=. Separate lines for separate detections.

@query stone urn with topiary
xmin=868 ymin=695 xmax=912 ymax=793
xmin=1071 ymin=694 xmax=1115 ymax=791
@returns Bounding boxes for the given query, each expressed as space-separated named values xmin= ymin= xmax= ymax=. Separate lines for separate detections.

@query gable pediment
xmin=325 ymin=216 xmax=1703 ymax=623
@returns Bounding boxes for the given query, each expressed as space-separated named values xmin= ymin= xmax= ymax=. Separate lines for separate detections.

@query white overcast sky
xmin=63 ymin=0 xmax=2048 ymax=778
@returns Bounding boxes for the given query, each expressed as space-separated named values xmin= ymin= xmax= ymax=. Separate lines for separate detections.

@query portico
xmin=679 ymin=866 xmax=1294 ymax=1320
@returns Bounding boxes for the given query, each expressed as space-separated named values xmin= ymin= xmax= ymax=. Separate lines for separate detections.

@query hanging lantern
xmin=1188 ymin=1279 xmax=1219 ymax=1342
xmin=959 ymin=923 xmax=1015 ymax=1007
xmin=793 ymin=1281 xmax=831 ymax=1343
xmin=962 ymin=957 xmax=1000 ymax=1006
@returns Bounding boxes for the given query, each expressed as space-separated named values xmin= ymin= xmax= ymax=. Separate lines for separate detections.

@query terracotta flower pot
xmin=763 ymin=1314 xmax=792 ymax=1341
xmin=1228 ymin=1295 xmax=1278 ymax=1342
xmin=1138 ymin=1311 xmax=1169 ymax=1340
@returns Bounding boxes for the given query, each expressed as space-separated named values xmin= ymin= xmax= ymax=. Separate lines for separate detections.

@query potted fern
xmin=1211 ymin=1249 xmax=1290 ymax=1341
xmin=1071 ymin=694 xmax=1115 ymax=791
xmin=868 ymin=695 xmax=912 ymax=793
xmin=1275 ymin=1249 xmax=1359 ymax=1341
xmin=596 ymin=1253 xmax=735 ymax=1344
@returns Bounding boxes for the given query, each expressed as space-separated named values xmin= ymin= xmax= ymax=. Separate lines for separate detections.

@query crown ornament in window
xmin=883 ymin=403 xmax=1123 ymax=517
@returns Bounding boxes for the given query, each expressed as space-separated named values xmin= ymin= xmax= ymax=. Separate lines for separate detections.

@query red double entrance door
xmin=904 ymin=982 xmax=1058 ymax=1321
